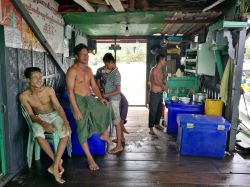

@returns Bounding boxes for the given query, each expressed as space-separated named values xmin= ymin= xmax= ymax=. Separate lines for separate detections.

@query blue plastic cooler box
xmin=177 ymin=114 xmax=230 ymax=158
xmin=166 ymin=101 xmax=204 ymax=134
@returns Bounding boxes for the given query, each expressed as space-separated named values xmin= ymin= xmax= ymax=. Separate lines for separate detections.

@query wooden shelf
xmin=185 ymin=47 xmax=197 ymax=75
xmin=185 ymin=59 xmax=197 ymax=62
xmin=186 ymin=48 xmax=198 ymax=52
xmin=209 ymin=21 xmax=248 ymax=32
xmin=184 ymin=69 xmax=196 ymax=74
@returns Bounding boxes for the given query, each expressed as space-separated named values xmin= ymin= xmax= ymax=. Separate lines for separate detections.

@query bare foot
xmin=122 ymin=125 xmax=129 ymax=134
xmin=108 ymin=146 xmax=124 ymax=154
xmin=59 ymin=159 xmax=64 ymax=175
xmin=155 ymin=124 xmax=164 ymax=131
xmin=48 ymin=160 xmax=64 ymax=176
xmin=55 ymin=177 xmax=66 ymax=184
xmin=87 ymin=159 xmax=99 ymax=171
xmin=149 ymin=131 xmax=157 ymax=136
xmin=48 ymin=166 xmax=66 ymax=184
xmin=112 ymin=139 xmax=125 ymax=146
xmin=48 ymin=165 xmax=54 ymax=175
xmin=53 ymin=167 xmax=66 ymax=184
xmin=100 ymin=134 xmax=112 ymax=145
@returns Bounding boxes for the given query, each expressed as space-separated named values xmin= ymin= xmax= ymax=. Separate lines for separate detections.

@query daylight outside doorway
xmin=89 ymin=40 xmax=147 ymax=106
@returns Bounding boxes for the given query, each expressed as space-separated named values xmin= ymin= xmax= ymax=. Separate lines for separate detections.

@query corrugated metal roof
xmin=63 ymin=11 xmax=222 ymax=36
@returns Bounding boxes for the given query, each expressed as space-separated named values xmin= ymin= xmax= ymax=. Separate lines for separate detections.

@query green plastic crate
xmin=166 ymin=76 xmax=199 ymax=97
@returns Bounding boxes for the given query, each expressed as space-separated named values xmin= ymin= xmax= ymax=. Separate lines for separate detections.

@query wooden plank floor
xmin=5 ymin=107 xmax=250 ymax=187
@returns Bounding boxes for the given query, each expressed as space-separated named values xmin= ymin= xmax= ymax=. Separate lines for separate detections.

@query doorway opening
xmin=89 ymin=39 xmax=147 ymax=106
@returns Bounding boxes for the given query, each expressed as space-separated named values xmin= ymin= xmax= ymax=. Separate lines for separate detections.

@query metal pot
xmin=171 ymin=96 xmax=179 ymax=103
xmin=193 ymin=93 xmax=207 ymax=103
xmin=197 ymin=93 xmax=207 ymax=103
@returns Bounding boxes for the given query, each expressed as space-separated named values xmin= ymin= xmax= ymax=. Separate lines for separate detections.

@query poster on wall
xmin=1 ymin=0 xmax=65 ymax=53
xmin=1 ymin=0 xmax=22 ymax=30
xmin=22 ymin=22 xmax=44 ymax=51
xmin=1 ymin=0 xmax=23 ymax=48
xmin=4 ymin=26 xmax=22 ymax=48
xmin=21 ymin=0 xmax=65 ymax=53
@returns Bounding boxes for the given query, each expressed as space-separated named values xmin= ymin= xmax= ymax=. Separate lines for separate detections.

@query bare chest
xmin=28 ymin=94 xmax=51 ymax=109
xmin=151 ymin=69 xmax=163 ymax=80
xmin=76 ymin=69 xmax=91 ymax=84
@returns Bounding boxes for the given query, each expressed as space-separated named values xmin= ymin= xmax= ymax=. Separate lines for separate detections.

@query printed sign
xmin=1 ymin=0 xmax=65 ymax=53
xmin=21 ymin=0 xmax=64 ymax=53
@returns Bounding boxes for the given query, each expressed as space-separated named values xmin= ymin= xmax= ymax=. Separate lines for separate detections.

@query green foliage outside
xmin=89 ymin=43 xmax=147 ymax=65
xmin=244 ymin=37 xmax=250 ymax=81
xmin=245 ymin=37 xmax=250 ymax=59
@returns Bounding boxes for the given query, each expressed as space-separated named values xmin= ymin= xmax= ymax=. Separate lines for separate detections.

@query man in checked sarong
xmin=66 ymin=43 xmax=113 ymax=171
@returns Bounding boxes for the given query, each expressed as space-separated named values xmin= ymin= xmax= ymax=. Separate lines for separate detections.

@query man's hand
xmin=74 ymin=110 xmax=83 ymax=121
xmin=63 ymin=122 xmax=72 ymax=134
xmin=162 ymin=85 xmax=167 ymax=91
xmin=43 ymin=122 xmax=55 ymax=133
xmin=100 ymin=98 xmax=108 ymax=104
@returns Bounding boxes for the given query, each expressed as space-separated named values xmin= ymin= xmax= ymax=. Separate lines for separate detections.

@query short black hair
xmin=74 ymin=43 xmax=89 ymax=56
xmin=24 ymin=67 xmax=42 ymax=78
xmin=103 ymin=53 xmax=115 ymax=64
xmin=156 ymin=54 xmax=166 ymax=64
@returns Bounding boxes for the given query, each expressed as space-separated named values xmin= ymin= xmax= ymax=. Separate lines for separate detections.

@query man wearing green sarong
xmin=66 ymin=43 xmax=113 ymax=171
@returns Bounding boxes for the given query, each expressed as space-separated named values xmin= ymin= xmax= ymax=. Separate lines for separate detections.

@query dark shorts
xmin=148 ymin=91 xmax=163 ymax=128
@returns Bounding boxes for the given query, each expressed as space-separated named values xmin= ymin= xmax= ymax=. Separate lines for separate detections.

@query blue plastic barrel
xmin=165 ymin=101 xmax=204 ymax=134
xmin=61 ymin=90 xmax=108 ymax=156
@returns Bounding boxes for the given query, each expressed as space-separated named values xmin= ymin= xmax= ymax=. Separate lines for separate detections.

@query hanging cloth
xmin=220 ymin=58 xmax=232 ymax=104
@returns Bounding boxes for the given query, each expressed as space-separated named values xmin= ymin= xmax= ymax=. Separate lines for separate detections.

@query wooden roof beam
xmin=73 ymin=0 xmax=95 ymax=12
xmin=202 ymin=0 xmax=225 ymax=12
xmin=88 ymin=0 xmax=106 ymax=5
xmin=161 ymin=12 xmax=180 ymax=34
xmin=128 ymin=0 xmax=135 ymax=11
xmin=106 ymin=0 xmax=125 ymax=12
xmin=165 ymin=18 xmax=217 ymax=24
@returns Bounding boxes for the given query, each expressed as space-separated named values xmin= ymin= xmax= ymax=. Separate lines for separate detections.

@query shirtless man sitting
xmin=66 ymin=44 xmax=113 ymax=171
xmin=19 ymin=67 xmax=71 ymax=184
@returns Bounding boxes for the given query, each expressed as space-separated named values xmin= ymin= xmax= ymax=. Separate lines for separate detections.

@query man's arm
xmin=90 ymin=69 xmax=103 ymax=99
xmin=95 ymin=68 xmax=102 ymax=89
xmin=48 ymin=87 xmax=71 ymax=132
xmin=66 ymin=68 xmax=83 ymax=120
xmin=96 ymin=79 xmax=101 ymax=90
xmin=104 ymin=85 xmax=121 ymax=98
xmin=19 ymin=93 xmax=55 ymax=133
xmin=90 ymin=69 xmax=107 ymax=104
